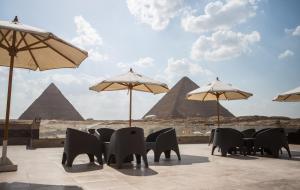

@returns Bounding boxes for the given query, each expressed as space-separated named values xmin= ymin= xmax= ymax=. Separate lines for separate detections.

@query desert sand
xmin=39 ymin=116 xmax=300 ymax=138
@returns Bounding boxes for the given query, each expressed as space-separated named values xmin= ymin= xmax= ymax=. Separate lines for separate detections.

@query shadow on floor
xmin=212 ymin=153 xmax=258 ymax=160
xmin=148 ymin=154 xmax=210 ymax=166
xmin=63 ymin=162 xmax=103 ymax=173
xmin=108 ymin=164 xmax=158 ymax=176
xmin=0 ymin=182 xmax=83 ymax=190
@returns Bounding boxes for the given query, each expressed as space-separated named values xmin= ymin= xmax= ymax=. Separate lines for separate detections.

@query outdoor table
xmin=103 ymin=142 xmax=133 ymax=163
xmin=243 ymin=137 xmax=255 ymax=155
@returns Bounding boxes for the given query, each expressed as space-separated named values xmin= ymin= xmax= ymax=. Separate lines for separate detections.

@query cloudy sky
xmin=1 ymin=0 xmax=300 ymax=119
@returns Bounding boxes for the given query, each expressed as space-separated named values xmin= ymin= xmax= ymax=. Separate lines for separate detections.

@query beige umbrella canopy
xmin=187 ymin=77 xmax=253 ymax=127
xmin=90 ymin=68 xmax=169 ymax=127
xmin=0 ymin=16 xmax=88 ymax=171
xmin=273 ymin=86 xmax=300 ymax=102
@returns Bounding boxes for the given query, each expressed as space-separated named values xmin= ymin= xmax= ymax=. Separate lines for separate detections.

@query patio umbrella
xmin=89 ymin=68 xmax=169 ymax=127
xmin=186 ymin=77 xmax=253 ymax=127
xmin=0 ymin=16 xmax=88 ymax=171
xmin=273 ymin=86 xmax=300 ymax=102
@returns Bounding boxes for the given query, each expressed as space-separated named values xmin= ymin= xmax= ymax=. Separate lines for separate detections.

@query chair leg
xmin=221 ymin=148 xmax=227 ymax=157
xmin=96 ymin=153 xmax=103 ymax=165
xmin=103 ymin=152 xmax=107 ymax=163
xmin=142 ymin=154 xmax=148 ymax=168
xmin=164 ymin=150 xmax=171 ymax=159
xmin=116 ymin=156 xmax=123 ymax=169
xmin=87 ymin=153 xmax=95 ymax=163
xmin=107 ymin=155 xmax=112 ymax=165
xmin=135 ymin=154 xmax=141 ymax=165
xmin=154 ymin=151 xmax=162 ymax=162
xmin=62 ymin=152 xmax=67 ymax=165
xmin=211 ymin=146 xmax=217 ymax=155
xmin=173 ymin=147 xmax=181 ymax=160
xmin=66 ymin=154 xmax=76 ymax=167
xmin=284 ymin=145 xmax=292 ymax=158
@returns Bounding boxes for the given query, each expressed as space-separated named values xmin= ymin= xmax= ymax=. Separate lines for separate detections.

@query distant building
xmin=143 ymin=76 xmax=234 ymax=119
xmin=19 ymin=83 xmax=84 ymax=121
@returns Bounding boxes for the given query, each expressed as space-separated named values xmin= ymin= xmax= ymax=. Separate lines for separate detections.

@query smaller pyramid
xmin=19 ymin=83 xmax=84 ymax=121
xmin=143 ymin=76 xmax=234 ymax=119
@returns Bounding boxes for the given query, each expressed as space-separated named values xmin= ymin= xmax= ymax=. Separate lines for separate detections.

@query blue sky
xmin=1 ymin=0 xmax=300 ymax=119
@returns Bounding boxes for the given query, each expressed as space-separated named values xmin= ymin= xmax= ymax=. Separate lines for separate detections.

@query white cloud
xmin=134 ymin=57 xmax=154 ymax=67
xmin=285 ymin=25 xmax=300 ymax=36
xmin=181 ymin=0 xmax=258 ymax=33
xmin=72 ymin=16 xmax=103 ymax=47
xmin=117 ymin=57 xmax=155 ymax=71
xmin=164 ymin=57 xmax=213 ymax=83
xmin=71 ymin=15 xmax=107 ymax=63
xmin=127 ymin=0 xmax=183 ymax=30
xmin=278 ymin=49 xmax=294 ymax=60
xmin=191 ymin=30 xmax=260 ymax=61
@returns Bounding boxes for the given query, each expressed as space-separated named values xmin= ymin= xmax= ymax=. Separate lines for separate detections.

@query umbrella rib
xmin=0 ymin=43 xmax=9 ymax=51
xmin=101 ymin=83 xmax=115 ymax=91
xmin=202 ymin=91 xmax=210 ymax=101
xmin=283 ymin=94 xmax=291 ymax=101
xmin=54 ymin=37 xmax=88 ymax=55
xmin=118 ymin=82 xmax=128 ymax=87
xmin=31 ymin=34 xmax=78 ymax=67
xmin=237 ymin=91 xmax=249 ymax=99
xmin=223 ymin=92 xmax=229 ymax=100
xmin=25 ymin=46 xmax=49 ymax=50
xmin=0 ymin=30 xmax=11 ymax=46
xmin=15 ymin=32 xmax=27 ymax=49
xmin=0 ymin=30 xmax=11 ymax=47
xmin=143 ymin=84 xmax=154 ymax=93
xmin=22 ymin=33 xmax=39 ymax=69
xmin=18 ymin=36 xmax=51 ymax=51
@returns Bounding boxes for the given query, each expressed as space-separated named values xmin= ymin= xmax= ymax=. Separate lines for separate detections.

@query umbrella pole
xmin=129 ymin=86 xmax=132 ymax=127
xmin=0 ymin=30 xmax=17 ymax=171
xmin=216 ymin=94 xmax=220 ymax=127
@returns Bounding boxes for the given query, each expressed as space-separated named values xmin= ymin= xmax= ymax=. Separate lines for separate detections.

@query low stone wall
xmin=0 ymin=119 xmax=41 ymax=145
xmin=27 ymin=138 xmax=65 ymax=149
xmin=27 ymin=136 xmax=209 ymax=149
xmin=178 ymin=136 xmax=209 ymax=144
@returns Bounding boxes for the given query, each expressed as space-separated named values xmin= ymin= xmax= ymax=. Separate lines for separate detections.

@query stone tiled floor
xmin=0 ymin=144 xmax=300 ymax=190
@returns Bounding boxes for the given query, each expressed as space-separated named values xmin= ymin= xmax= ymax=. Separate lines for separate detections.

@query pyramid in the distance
xmin=143 ymin=76 xmax=234 ymax=119
xmin=19 ymin=83 xmax=84 ymax=121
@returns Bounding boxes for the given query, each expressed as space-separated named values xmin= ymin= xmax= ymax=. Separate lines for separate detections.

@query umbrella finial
xmin=129 ymin=68 xmax=133 ymax=72
xmin=12 ymin=16 xmax=19 ymax=23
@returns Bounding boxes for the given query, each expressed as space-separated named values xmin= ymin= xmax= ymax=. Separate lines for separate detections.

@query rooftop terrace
xmin=1 ymin=144 xmax=300 ymax=190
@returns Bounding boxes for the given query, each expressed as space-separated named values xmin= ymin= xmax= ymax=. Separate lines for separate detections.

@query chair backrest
xmin=65 ymin=128 xmax=99 ymax=152
xmin=146 ymin=128 xmax=173 ymax=142
xmin=97 ymin=128 xmax=115 ymax=142
xmin=209 ymin=129 xmax=216 ymax=145
xmin=241 ymin=128 xmax=256 ymax=138
xmin=252 ymin=128 xmax=270 ymax=137
xmin=87 ymin=128 xmax=95 ymax=134
xmin=255 ymin=128 xmax=287 ymax=147
xmin=213 ymin=128 xmax=243 ymax=147
xmin=110 ymin=127 xmax=145 ymax=154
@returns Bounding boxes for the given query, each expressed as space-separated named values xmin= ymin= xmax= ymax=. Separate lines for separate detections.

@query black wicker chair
xmin=96 ymin=128 xmax=115 ymax=161
xmin=96 ymin=128 xmax=115 ymax=142
xmin=253 ymin=128 xmax=292 ymax=158
xmin=252 ymin=128 xmax=270 ymax=138
xmin=62 ymin=128 xmax=103 ymax=167
xmin=146 ymin=128 xmax=181 ymax=162
xmin=241 ymin=128 xmax=256 ymax=138
xmin=208 ymin=129 xmax=215 ymax=146
xmin=106 ymin=127 xmax=148 ymax=169
xmin=288 ymin=129 xmax=300 ymax=144
xmin=212 ymin=128 xmax=246 ymax=157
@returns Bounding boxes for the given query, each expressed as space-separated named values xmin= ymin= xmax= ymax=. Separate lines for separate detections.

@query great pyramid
xmin=143 ymin=76 xmax=234 ymax=119
xmin=19 ymin=83 xmax=84 ymax=121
